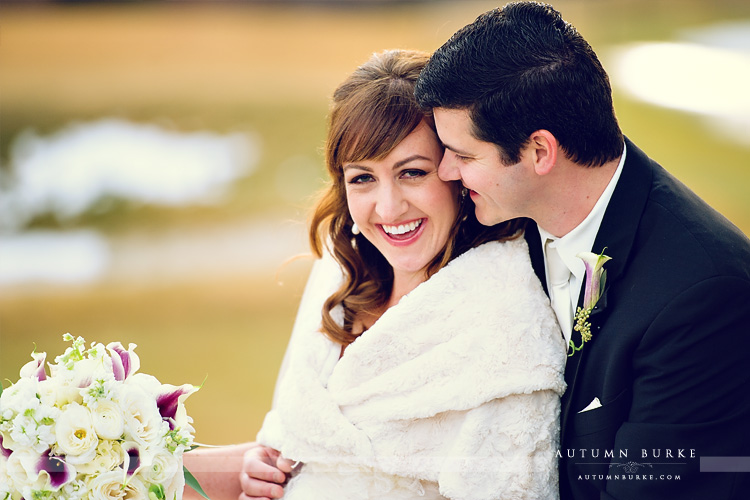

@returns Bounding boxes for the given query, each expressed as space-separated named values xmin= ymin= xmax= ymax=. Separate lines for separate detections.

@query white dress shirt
xmin=538 ymin=144 xmax=626 ymax=342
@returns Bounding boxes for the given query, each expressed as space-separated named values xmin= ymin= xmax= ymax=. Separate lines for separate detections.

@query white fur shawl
xmin=258 ymin=237 xmax=567 ymax=500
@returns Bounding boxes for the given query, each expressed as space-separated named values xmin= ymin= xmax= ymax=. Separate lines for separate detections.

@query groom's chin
xmin=474 ymin=207 xmax=507 ymax=227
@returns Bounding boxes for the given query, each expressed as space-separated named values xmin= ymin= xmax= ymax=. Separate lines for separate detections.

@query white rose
xmin=86 ymin=470 xmax=125 ymax=500
xmin=87 ymin=470 xmax=148 ymax=500
xmin=124 ymin=475 xmax=149 ymax=498
xmin=140 ymin=449 xmax=180 ymax=485
xmin=92 ymin=400 xmax=124 ymax=440
xmin=55 ymin=402 xmax=98 ymax=464
xmin=120 ymin=386 xmax=167 ymax=449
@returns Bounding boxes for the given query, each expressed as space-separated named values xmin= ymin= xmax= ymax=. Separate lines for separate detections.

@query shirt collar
xmin=539 ymin=143 xmax=627 ymax=283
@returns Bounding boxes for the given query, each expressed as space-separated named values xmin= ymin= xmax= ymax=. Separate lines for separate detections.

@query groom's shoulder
xmin=640 ymin=154 xmax=750 ymax=279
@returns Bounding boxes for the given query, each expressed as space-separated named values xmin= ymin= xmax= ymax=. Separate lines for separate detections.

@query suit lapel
xmin=560 ymin=137 xmax=654 ymax=439
xmin=589 ymin=138 xmax=653 ymax=288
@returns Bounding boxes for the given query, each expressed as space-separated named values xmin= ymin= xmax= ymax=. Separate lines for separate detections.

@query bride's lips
xmin=378 ymin=218 xmax=426 ymax=246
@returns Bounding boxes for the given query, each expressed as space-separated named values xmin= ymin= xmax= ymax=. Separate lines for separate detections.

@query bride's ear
xmin=528 ymin=130 xmax=558 ymax=176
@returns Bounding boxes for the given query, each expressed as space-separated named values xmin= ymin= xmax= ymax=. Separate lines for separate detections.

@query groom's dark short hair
xmin=415 ymin=1 xmax=624 ymax=167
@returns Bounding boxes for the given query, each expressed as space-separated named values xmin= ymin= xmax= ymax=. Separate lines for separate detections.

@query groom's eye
xmin=448 ymin=149 xmax=472 ymax=162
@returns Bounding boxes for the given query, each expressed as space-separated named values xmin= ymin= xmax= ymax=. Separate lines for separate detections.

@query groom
xmin=414 ymin=2 xmax=750 ymax=499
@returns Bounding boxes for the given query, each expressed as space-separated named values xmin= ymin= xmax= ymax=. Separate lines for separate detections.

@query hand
xmin=239 ymin=445 xmax=297 ymax=500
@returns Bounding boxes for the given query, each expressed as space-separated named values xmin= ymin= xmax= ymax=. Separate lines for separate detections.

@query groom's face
xmin=433 ymin=108 xmax=535 ymax=226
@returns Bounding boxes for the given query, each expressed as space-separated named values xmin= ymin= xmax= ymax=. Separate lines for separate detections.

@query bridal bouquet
xmin=0 ymin=334 xmax=198 ymax=500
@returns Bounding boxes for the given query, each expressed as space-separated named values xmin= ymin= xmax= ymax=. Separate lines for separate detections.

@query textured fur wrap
xmin=258 ymin=237 xmax=566 ymax=499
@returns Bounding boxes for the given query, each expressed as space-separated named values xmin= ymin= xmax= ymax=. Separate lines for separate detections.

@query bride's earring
xmin=459 ymin=188 xmax=469 ymax=221
xmin=350 ymin=222 xmax=360 ymax=249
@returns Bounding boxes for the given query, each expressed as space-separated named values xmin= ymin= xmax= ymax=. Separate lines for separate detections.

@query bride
xmin=186 ymin=49 xmax=566 ymax=500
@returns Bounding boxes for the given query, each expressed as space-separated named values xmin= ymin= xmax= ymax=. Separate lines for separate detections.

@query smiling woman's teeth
xmin=383 ymin=219 xmax=422 ymax=235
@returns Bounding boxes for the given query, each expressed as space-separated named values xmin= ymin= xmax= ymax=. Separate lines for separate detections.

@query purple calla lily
xmin=577 ymin=250 xmax=612 ymax=309
xmin=0 ymin=435 xmax=12 ymax=459
xmin=107 ymin=342 xmax=140 ymax=381
xmin=568 ymin=250 xmax=612 ymax=357
xmin=120 ymin=443 xmax=141 ymax=478
xmin=20 ymin=352 xmax=47 ymax=381
xmin=156 ymin=384 xmax=197 ymax=429
xmin=36 ymin=449 xmax=75 ymax=490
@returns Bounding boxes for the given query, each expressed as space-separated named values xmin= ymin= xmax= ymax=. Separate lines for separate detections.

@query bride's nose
xmin=375 ymin=181 xmax=408 ymax=221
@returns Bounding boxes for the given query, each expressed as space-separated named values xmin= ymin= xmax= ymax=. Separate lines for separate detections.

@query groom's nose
xmin=438 ymin=152 xmax=461 ymax=182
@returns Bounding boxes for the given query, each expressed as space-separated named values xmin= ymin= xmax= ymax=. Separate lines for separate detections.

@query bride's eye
xmin=401 ymin=169 xmax=427 ymax=179
xmin=348 ymin=174 xmax=374 ymax=184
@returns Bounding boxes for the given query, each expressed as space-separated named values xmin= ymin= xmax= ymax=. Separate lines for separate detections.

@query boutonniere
xmin=568 ymin=249 xmax=612 ymax=357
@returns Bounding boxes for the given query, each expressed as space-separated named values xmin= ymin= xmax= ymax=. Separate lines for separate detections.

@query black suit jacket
xmin=525 ymin=138 xmax=750 ymax=499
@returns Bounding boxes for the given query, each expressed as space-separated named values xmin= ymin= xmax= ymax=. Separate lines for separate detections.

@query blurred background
xmin=1 ymin=0 xmax=749 ymax=445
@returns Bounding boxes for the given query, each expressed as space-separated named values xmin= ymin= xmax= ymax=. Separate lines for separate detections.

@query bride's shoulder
xmin=443 ymin=237 xmax=550 ymax=311
xmin=476 ymin=234 xmax=530 ymax=256
xmin=449 ymin=236 xmax=533 ymax=277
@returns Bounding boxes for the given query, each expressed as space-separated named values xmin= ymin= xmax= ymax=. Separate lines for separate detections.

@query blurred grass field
xmin=1 ymin=0 xmax=749 ymax=445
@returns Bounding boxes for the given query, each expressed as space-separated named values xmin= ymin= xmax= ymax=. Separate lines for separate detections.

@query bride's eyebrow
xmin=342 ymin=164 xmax=373 ymax=173
xmin=343 ymin=154 xmax=430 ymax=172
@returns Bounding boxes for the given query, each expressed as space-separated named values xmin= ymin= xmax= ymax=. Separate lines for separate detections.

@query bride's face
xmin=343 ymin=121 xmax=459 ymax=284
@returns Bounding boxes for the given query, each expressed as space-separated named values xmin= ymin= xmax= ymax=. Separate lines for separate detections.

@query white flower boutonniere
xmin=568 ymin=249 xmax=612 ymax=357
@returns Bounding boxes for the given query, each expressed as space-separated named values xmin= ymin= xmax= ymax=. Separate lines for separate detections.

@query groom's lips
xmin=462 ymin=183 xmax=478 ymax=197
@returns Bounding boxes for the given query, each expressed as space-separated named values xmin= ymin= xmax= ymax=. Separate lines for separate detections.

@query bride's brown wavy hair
xmin=309 ymin=49 xmax=525 ymax=346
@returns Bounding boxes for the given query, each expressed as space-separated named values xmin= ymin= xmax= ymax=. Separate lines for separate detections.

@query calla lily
xmin=122 ymin=443 xmax=141 ymax=477
xmin=156 ymin=384 xmax=198 ymax=429
xmin=0 ymin=435 xmax=11 ymax=459
xmin=107 ymin=342 xmax=140 ymax=381
xmin=36 ymin=449 xmax=75 ymax=490
xmin=19 ymin=352 xmax=47 ymax=381
xmin=568 ymin=250 xmax=612 ymax=357
xmin=576 ymin=250 xmax=612 ymax=309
